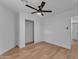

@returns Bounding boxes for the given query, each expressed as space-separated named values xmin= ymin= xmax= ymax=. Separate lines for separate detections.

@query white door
xmin=25 ymin=20 xmax=34 ymax=43
xmin=71 ymin=16 xmax=78 ymax=40
xmin=71 ymin=23 xmax=78 ymax=40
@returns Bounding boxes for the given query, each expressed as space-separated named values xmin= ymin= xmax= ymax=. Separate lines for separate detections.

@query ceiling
xmin=0 ymin=0 xmax=78 ymax=15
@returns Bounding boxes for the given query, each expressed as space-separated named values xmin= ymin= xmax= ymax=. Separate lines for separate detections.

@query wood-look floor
xmin=71 ymin=39 xmax=78 ymax=59
xmin=0 ymin=40 xmax=77 ymax=59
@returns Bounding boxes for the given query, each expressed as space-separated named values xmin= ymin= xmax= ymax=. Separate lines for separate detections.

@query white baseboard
xmin=45 ymin=40 xmax=70 ymax=49
xmin=0 ymin=46 xmax=15 ymax=55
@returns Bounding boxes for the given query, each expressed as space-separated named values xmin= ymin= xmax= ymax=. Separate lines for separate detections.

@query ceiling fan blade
xmin=26 ymin=5 xmax=38 ymax=10
xmin=31 ymin=11 xmax=38 ymax=14
xmin=40 ymin=1 xmax=46 ymax=9
xmin=42 ymin=10 xmax=52 ymax=12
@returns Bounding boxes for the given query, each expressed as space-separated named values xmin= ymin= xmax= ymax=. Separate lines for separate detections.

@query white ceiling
xmin=0 ymin=0 xmax=78 ymax=15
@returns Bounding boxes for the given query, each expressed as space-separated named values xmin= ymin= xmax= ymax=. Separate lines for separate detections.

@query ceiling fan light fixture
xmin=37 ymin=12 xmax=41 ymax=16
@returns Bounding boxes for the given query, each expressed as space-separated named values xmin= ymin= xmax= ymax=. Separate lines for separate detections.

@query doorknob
xmin=66 ymin=26 xmax=68 ymax=30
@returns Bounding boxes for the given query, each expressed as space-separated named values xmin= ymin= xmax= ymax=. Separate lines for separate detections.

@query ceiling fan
xmin=25 ymin=1 xmax=52 ymax=16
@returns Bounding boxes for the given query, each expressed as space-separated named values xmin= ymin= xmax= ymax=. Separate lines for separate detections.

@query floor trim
xmin=25 ymin=41 xmax=34 ymax=45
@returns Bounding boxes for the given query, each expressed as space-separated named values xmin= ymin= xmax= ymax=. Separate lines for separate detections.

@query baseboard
xmin=14 ymin=45 xmax=19 ymax=48
xmin=44 ymin=41 xmax=70 ymax=50
xmin=25 ymin=41 xmax=34 ymax=45
xmin=0 ymin=46 xmax=15 ymax=55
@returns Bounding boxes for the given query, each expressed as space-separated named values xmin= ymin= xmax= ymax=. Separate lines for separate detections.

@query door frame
xmin=25 ymin=20 xmax=34 ymax=43
xmin=71 ymin=16 xmax=78 ymax=40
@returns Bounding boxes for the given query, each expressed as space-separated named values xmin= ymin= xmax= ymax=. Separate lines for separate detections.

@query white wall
xmin=15 ymin=13 xmax=19 ymax=46
xmin=19 ymin=13 xmax=25 ymax=48
xmin=40 ymin=8 xmax=78 ymax=49
xmin=0 ymin=5 xmax=17 ymax=55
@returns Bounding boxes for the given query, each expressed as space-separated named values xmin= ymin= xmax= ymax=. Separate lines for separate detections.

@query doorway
xmin=25 ymin=20 xmax=34 ymax=45
xmin=71 ymin=16 xmax=78 ymax=40
xmin=70 ymin=16 xmax=78 ymax=59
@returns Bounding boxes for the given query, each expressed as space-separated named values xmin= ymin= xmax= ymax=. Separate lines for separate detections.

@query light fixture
xmin=37 ymin=12 xmax=41 ymax=16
